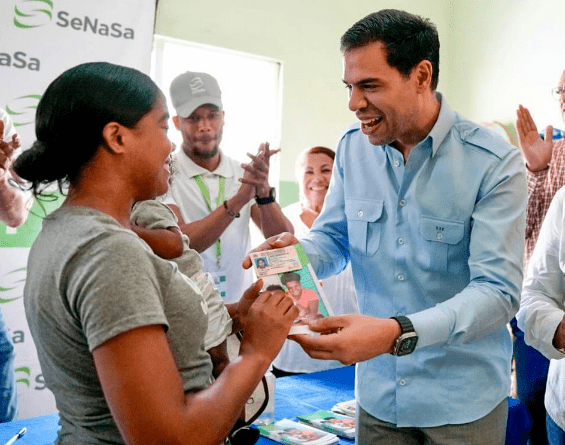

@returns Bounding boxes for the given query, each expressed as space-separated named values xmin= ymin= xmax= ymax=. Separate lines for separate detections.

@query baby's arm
xmin=207 ymin=339 xmax=230 ymax=380
xmin=131 ymin=224 xmax=184 ymax=260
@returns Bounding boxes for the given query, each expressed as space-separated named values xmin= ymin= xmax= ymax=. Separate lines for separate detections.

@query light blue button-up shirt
xmin=300 ymin=95 xmax=527 ymax=427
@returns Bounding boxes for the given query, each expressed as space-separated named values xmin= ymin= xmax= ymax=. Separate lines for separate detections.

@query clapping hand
xmin=240 ymin=142 xmax=280 ymax=197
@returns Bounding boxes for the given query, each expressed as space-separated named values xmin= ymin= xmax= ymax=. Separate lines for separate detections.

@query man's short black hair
xmin=340 ymin=9 xmax=440 ymax=90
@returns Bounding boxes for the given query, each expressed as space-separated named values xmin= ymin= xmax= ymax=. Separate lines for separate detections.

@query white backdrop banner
xmin=0 ymin=0 xmax=157 ymax=419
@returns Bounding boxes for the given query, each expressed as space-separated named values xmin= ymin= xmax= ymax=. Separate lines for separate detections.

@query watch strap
xmin=390 ymin=315 xmax=418 ymax=356
xmin=391 ymin=315 xmax=415 ymax=335
xmin=255 ymin=187 xmax=276 ymax=205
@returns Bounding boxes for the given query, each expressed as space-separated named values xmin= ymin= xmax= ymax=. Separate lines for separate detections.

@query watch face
xmin=396 ymin=334 xmax=418 ymax=356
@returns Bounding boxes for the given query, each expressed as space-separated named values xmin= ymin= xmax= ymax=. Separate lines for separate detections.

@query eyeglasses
xmin=552 ymin=86 xmax=565 ymax=100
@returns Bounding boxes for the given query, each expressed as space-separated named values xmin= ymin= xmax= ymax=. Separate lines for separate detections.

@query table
xmin=257 ymin=366 xmax=356 ymax=444
xmin=0 ymin=366 xmax=532 ymax=444
xmin=257 ymin=366 xmax=532 ymax=445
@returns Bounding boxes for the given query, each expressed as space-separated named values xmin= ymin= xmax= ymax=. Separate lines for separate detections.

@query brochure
xmin=250 ymin=243 xmax=334 ymax=335
xmin=256 ymin=418 xmax=339 ymax=444
xmin=330 ymin=400 xmax=356 ymax=418
xmin=298 ymin=410 xmax=355 ymax=439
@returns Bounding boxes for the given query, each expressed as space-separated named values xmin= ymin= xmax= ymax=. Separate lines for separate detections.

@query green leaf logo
xmin=0 ymin=267 xmax=26 ymax=304
xmin=13 ymin=0 xmax=54 ymax=29
xmin=15 ymin=367 xmax=31 ymax=386
xmin=4 ymin=95 xmax=41 ymax=128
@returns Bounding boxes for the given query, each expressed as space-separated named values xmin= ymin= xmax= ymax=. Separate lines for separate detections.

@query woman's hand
xmin=239 ymin=289 xmax=299 ymax=365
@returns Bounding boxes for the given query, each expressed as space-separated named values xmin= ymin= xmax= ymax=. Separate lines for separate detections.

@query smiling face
xmin=343 ymin=40 xmax=424 ymax=151
xmin=300 ymin=152 xmax=334 ymax=211
xmin=129 ymin=97 xmax=173 ymax=200
xmin=285 ymin=280 xmax=303 ymax=300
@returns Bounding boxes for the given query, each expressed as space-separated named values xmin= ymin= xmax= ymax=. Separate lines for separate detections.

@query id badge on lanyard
xmin=194 ymin=175 xmax=229 ymax=298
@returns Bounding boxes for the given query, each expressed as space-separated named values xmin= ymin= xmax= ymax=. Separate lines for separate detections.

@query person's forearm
xmin=97 ymin=325 xmax=272 ymax=445
xmin=254 ymin=203 xmax=294 ymax=238
xmin=0 ymin=178 xmax=28 ymax=228
xmin=526 ymin=167 xmax=549 ymax=198
xmin=175 ymin=192 xmax=252 ymax=253
xmin=179 ymin=352 xmax=270 ymax=442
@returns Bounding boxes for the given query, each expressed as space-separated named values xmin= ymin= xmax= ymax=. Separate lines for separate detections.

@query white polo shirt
xmin=162 ymin=148 xmax=255 ymax=303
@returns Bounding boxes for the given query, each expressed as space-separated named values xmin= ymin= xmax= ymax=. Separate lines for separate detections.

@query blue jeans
xmin=511 ymin=318 xmax=549 ymax=445
xmin=0 ymin=309 xmax=17 ymax=422
xmin=547 ymin=414 xmax=565 ymax=445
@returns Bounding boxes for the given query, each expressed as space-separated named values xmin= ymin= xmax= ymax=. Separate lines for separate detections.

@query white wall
xmin=446 ymin=0 xmax=565 ymax=129
xmin=155 ymin=0 xmax=565 ymax=183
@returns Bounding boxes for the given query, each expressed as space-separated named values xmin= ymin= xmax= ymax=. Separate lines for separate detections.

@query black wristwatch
xmin=390 ymin=315 xmax=418 ymax=356
xmin=255 ymin=187 xmax=276 ymax=205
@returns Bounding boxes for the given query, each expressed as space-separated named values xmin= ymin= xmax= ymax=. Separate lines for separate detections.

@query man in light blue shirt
xmin=246 ymin=9 xmax=526 ymax=444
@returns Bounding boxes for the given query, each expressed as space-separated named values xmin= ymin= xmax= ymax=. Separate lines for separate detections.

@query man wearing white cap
xmin=163 ymin=71 xmax=293 ymax=304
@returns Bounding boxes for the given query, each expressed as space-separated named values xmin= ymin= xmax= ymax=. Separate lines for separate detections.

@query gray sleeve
xmin=63 ymin=231 xmax=169 ymax=351
xmin=131 ymin=200 xmax=179 ymax=230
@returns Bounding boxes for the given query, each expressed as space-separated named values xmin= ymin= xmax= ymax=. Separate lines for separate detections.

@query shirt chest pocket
xmin=345 ymin=199 xmax=384 ymax=257
xmin=418 ymin=216 xmax=465 ymax=273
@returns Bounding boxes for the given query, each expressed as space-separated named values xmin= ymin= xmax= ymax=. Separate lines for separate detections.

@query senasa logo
xmin=5 ymin=95 xmax=41 ymax=128
xmin=13 ymin=0 xmax=54 ymax=29
xmin=13 ymin=1 xmax=136 ymax=39
xmin=56 ymin=11 xmax=135 ymax=39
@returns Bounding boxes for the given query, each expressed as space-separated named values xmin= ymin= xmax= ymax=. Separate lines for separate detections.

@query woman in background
xmin=272 ymin=146 xmax=358 ymax=377
xmin=13 ymin=61 xmax=297 ymax=445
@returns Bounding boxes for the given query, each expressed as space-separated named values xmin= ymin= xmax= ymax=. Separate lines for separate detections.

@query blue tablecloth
xmin=258 ymin=366 xmax=356 ymax=444
xmin=0 ymin=365 xmax=532 ymax=444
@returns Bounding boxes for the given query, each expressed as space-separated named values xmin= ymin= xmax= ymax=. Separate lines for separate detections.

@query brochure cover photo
xmin=250 ymin=243 xmax=334 ymax=335
xmin=257 ymin=418 xmax=339 ymax=444
xmin=298 ymin=410 xmax=356 ymax=439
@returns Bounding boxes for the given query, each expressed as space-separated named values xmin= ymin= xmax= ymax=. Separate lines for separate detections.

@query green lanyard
xmin=194 ymin=175 xmax=225 ymax=268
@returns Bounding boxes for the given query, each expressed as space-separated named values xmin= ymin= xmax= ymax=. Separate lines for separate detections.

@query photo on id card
xmin=250 ymin=243 xmax=333 ymax=335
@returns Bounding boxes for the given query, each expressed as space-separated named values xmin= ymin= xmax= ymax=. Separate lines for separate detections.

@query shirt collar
xmin=427 ymin=92 xmax=456 ymax=158
xmin=176 ymin=148 xmax=236 ymax=178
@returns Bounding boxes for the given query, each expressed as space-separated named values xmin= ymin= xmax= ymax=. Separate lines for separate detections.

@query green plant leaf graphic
xmin=0 ymin=298 xmax=21 ymax=304
xmin=13 ymin=1 xmax=53 ymax=28
xmin=37 ymin=8 xmax=52 ymax=19
xmin=14 ymin=6 xmax=32 ymax=18
xmin=6 ymin=96 xmax=41 ymax=117
xmin=34 ymin=0 xmax=54 ymax=7
xmin=16 ymin=367 xmax=30 ymax=385
xmin=13 ymin=18 xmax=36 ymax=29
